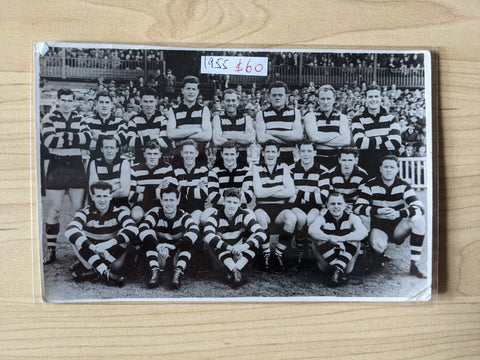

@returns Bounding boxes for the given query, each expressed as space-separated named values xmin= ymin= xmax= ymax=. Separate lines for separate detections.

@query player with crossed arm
xmin=139 ymin=184 xmax=200 ymax=289
xmin=309 ymin=192 xmax=368 ymax=287
xmin=204 ymin=188 xmax=267 ymax=288
xmin=354 ymin=154 xmax=427 ymax=278
xmin=304 ymin=84 xmax=351 ymax=170
xmin=256 ymin=81 xmax=303 ymax=165
xmin=41 ymin=88 xmax=92 ymax=264
xmin=65 ymin=181 xmax=138 ymax=287
xmin=253 ymin=140 xmax=296 ymax=271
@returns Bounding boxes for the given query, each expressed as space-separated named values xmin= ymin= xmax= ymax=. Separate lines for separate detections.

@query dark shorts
xmin=292 ymin=204 xmax=319 ymax=214
xmin=45 ymin=156 xmax=87 ymax=190
xmin=371 ymin=217 xmax=403 ymax=240
xmin=135 ymin=200 xmax=161 ymax=214
xmin=255 ymin=204 xmax=287 ymax=223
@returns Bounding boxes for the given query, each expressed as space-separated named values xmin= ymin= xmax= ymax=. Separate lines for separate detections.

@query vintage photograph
xmin=35 ymin=43 xmax=433 ymax=302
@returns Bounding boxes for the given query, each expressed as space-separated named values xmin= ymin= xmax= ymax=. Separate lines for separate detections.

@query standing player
xmin=204 ymin=188 xmax=266 ymax=287
xmin=256 ymin=81 xmax=303 ymax=165
xmin=304 ymin=85 xmax=351 ymax=170
xmin=129 ymin=140 xmax=177 ymax=223
xmin=289 ymin=140 xmax=328 ymax=267
xmin=88 ymin=135 xmax=131 ymax=208
xmin=65 ymin=181 xmax=138 ymax=286
xmin=127 ymin=87 xmax=169 ymax=163
xmin=212 ymin=89 xmax=256 ymax=165
xmin=41 ymin=88 xmax=92 ymax=264
xmin=309 ymin=192 xmax=368 ymax=287
xmin=173 ymin=140 xmax=209 ymax=225
xmin=354 ymin=155 xmax=426 ymax=278
xmin=86 ymin=91 xmax=127 ymax=160
xmin=252 ymin=140 xmax=297 ymax=270
xmin=167 ymin=76 xmax=212 ymax=165
xmin=351 ymin=84 xmax=402 ymax=175
xmin=138 ymin=184 xmax=200 ymax=289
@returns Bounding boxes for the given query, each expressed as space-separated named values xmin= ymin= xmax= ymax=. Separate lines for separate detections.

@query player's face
xmin=58 ymin=94 xmax=75 ymax=115
xmin=299 ymin=144 xmax=315 ymax=165
xmin=327 ymin=195 xmax=346 ymax=218
xmin=224 ymin=93 xmax=239 ymax=115
xmin=318 ymin=90 xmax=335 ymax=112
xmin=262 ymin=145 xmax=280 ymax=166
xmin=380 ymin=159 xmax=399 ymax=181
xmin=92 ymin=188 xmax=112 ymax=213
xmin=339 ymin=153 xmax=357 ymax=176
xmin=160 ymin=192 xmax=179 ymax=217
xmin=181 ymin=145 xmax=198 ymax=167
xmin=366 ymin=90 xmax=382 ymax=112
xmin=144 ymin=148 xmax=161 ymax=168
xmin=221 ymin=148 xmax=238 ymax=168
xmin=101 ymin=139 xmax=119 ymax=162
xmin=96 ymin=96 xmax=113 ymax=117
xmin=182 ymin=83 xmax=199 ymax=104
xmin=270 ymin=87 xmax=287 ymax=109
xmin=141 ymin=95 xmax=157 ymax=115
xmin=224 ymin=196 xmax=241 ymax=218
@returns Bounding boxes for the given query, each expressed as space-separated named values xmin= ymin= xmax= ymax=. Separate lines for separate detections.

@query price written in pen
xmin=200 ymin=56 xmax=268 ymax=76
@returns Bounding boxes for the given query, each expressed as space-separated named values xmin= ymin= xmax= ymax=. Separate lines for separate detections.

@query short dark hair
xmin=381 ymin=154 xmax=400 ymax=166
xmin=144 ymin=139 xmax=161 ymax=151
xmin=160 ymin=183 xmax=179 ymax=198
xmin=366 ymin=84 xmax=382 ymax=93
xmin=90 ymin=181 xmax=113 ymax=195
xmin=182 ymin=75 xmax=199 ymax=88
xmin=298 ymin=139 xmax=315 ymax=150
xmin=57 ymin=88 xmax=75 ymax=100
xmin=95 ymin=90 xmax=113 ymax=102
xmin=99 ymin=134 xmax=120 ymax=149
xmin=221 ymin=141 xmax=238 ymax=152
xmin=262 ymin=139 xmax=280 ymax=151
xmin=327 ymin=191 xmax=345 ymax=203
xmin=223 ymin=187 xmax=242 ymax=200
xmin=140 ymin=87 xmax=157 ymax=98
xmin=339 ymin=147 xmax=359 ymax=157
xmin=269 ymin=81 xmax=289 ymax=93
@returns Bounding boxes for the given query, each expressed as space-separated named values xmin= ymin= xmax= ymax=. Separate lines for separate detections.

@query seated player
xmin=173 ymin=139 xmax=209 ymax=225
xmin=324 ymin=147 xmax=369 ymax=212
xmin=354 ymin=155 xmax=427 ymax=278
xmin=289 ymin=140 xmax=329 ymax=267
xmin=204 ymin=188 xmax=266 ymax=287
xmin=88 ymin=135 xmax=131 ymax=208
xmin=65 ymin=181 xmax=139 ymax=287
xmin=129 ymin=140 xmax=177 ymax=223
xmin=252 ymin=140 xmax=296 ymax=270
xmin=205 ymin=141 xmax=254 ymax=219
xmin=308 ymin=192 xmax=368 ymax=287
xmin=138 ymin=184 xmax=200 ymax=289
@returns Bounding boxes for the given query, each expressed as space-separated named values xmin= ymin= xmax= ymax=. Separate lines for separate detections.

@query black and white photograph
xmin=35 ymin=43 xmax=434 ymax=302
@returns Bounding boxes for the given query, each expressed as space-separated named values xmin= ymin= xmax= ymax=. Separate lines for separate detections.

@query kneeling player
xmin=253 ymin=140 xmax=296 ymax=270
xmin=309 ymin=192 xmax=368 ymax=287
xmin=138 ymin=184 xmax=200 ymax=289
xmin=204 ymin=188 xmax=266 ymax=287
xmin=65 ymin=181 xmax=139 ymax=287
xmin=354 ymin=155 xmax=427 ymax=278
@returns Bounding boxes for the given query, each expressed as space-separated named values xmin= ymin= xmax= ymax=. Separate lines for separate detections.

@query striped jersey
xmin=65 ymin=204 xmax=138 ymax=249
xmin=171 ymin=102 xmax=207 ymax=135
xmin=260 ymin=105 xmax=298 ymax=152
xmin=174 ymin=164 xmax=209 ymax=210
xmin=326 ymin=165 xmax=369 ymax=204
xmin=91 ymin=156 xmax=129 ymax=191
xmin=254 ymin=163 xmax=290 ymax=206
xmin=289 ymin=160 xmax=328 ymax=206
xmin=139 ymin=208 xmax=199 ymax=246
xmin=311 ymin=110 xmax=345 ymax=156
xmin=354 ymin=176 xmax=424 ymax=219
xmin=129 ymin=161 xmax=177 ymax=205
xmin=86 ymin=113 xmax=127 ymax=151
xmin=127 ymin=110 xmax=168 ymax=149
xmin=351 ymin=107 xmax=401 ymax=152
xmin=208 ymin=165 xmax=253 ymax=206
xmin=218 ymin=112 xmax=251 ymax=151
xmin=320 ymin=211 xmax=354 ymax=237
xmin=204 ymin=208 xmax=266 ymax=251
xmin=41 ymin=110 xmax=92 ymax=157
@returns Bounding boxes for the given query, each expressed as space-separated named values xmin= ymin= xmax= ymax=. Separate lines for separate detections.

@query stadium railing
xmin=399 ymin=157 xmax=427 ymax=189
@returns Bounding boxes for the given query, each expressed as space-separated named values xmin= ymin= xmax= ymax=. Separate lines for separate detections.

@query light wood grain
xmin=1 ymin=0 xmax=479 ymax=358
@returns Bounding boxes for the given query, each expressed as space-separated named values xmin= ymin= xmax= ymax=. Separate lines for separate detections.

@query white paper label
xmin=200 ymin=56 xmax=268 ymax=76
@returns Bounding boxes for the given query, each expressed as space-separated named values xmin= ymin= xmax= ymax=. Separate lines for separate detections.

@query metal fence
xmin=399 ymin=157 xmax=427 ymax=189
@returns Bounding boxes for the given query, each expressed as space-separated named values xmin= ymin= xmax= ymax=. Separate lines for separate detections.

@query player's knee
xmin=131 ymin=207 xmax=145 ymax=224
xmin=294 ymin=210 xmax=307 ymax=228
xmin=255 ymin=211 xmax=269 ymax=230
xmin=369 ymin=232 xmax=387 ymax=253
xmin=283 ymin=211 xmax=297 ymax=232
xmin=306 ymin=208 xmax=320 ymax=227
xmin=410 ymin=214 xmax=425 ymax=233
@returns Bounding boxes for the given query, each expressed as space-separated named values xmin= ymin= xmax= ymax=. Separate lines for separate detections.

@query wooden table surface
xmin=1 ymin=1 xmax=479 ymax=359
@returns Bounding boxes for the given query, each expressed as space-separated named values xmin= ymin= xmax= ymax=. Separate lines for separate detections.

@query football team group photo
xmin=36 ymin=45 xmax=432 ymax=301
